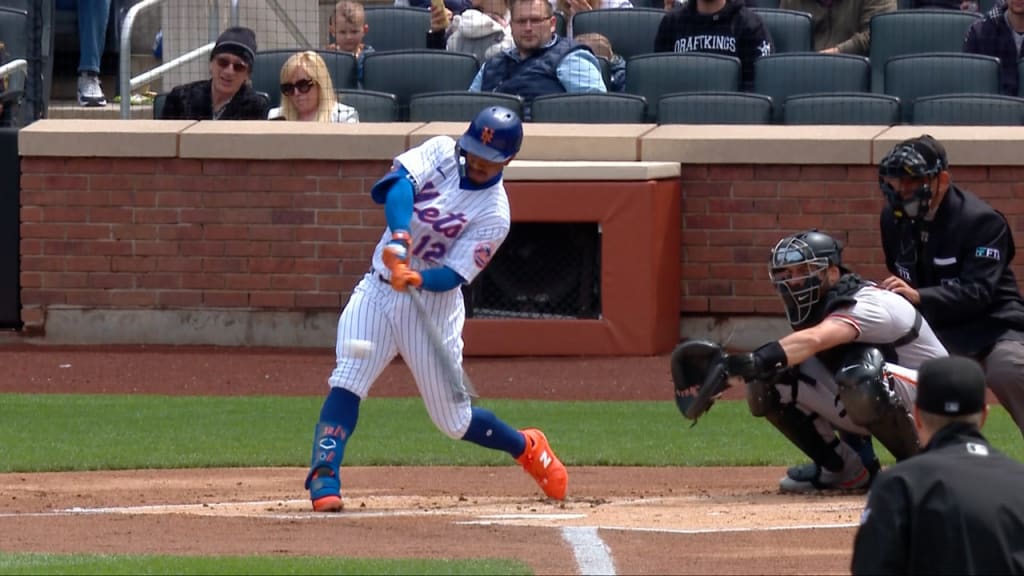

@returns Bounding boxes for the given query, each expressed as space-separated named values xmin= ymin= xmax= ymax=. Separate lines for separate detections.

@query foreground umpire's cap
xmin=916 ymin=356 xmax=986 ymax=416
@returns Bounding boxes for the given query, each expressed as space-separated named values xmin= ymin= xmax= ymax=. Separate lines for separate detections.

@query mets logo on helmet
xmin=474 ymin=242 xmax=495 ymax=268
xmin=480 ymin=127 xmax=495 ymax=145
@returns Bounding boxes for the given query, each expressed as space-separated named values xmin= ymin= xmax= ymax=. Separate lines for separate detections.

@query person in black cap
xmin=159 ymin=26 xmax=270 ymax=120
xmin=878 ymin=134 xmax=1024 ymax=440
xmin=851 ymin=355 xmax=1024 ymax=575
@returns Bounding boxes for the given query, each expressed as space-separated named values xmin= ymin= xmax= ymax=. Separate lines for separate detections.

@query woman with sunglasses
xmin=159 ymin=27 xmax=270 ymax=121
xmin=267 ymin=51 xmax=358 ymax=123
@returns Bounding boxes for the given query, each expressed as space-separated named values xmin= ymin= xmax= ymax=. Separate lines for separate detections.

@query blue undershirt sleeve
xmin=370 ymin=166 xmax=415 ymax=232
xmin=420 ymin=266 xmax=465 ymax=292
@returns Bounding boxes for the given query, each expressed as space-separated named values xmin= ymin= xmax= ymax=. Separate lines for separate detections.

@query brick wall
xmin=18 ymin=157 xmax=390 ymax=331
xmin=679 ymin=164 xmax=1024 ymax=317
xmin=18 ymin=157 xmax=1024 ymax=333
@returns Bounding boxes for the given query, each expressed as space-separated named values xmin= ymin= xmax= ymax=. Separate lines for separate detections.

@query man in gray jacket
xmin=780 ymin=0 xmax=895 ymax=55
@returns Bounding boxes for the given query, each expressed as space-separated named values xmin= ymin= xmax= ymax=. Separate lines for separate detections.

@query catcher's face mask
xmin=769 ymin=238 xmax=830 ymax=327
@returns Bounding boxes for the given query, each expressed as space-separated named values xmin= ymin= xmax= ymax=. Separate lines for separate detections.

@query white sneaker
xmin=77 ymin=73 xmax=107 ymax=107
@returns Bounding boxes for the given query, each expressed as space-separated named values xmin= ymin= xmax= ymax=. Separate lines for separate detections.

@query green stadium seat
xmin=409 ymin=91 xmax=524 ymax=122
xmin=336 ymin=89 xmax=399 ymax=122
xmin=625 ymin=52 xmax=742 ymax=122
xmin=658 ymin=92 xmax=773 ymax=124
xmin=753 ymin=53 xmax=871 ymax=122
xmin=530 ymin=92 xmax=647 ymax=124
xmin=782 ymin=93 xmax=900 ymax=125
xmin=569 ymin=8 xmax=664 ymax=59
xmin=884 ymin=52 xmax=1000 ymax=122
xmin=751 ymin=8 xmax=813 ymax=53
xmin=868 ymin=9 xmax=981 ymax=93
xmin=911 ymin=93 xmax=1024 ymax=125
xmin=363 ymin=7 xmax=431 ymax=52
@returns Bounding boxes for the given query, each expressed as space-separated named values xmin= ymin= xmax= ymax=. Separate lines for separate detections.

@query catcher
xmin=672 ymin=230 xmax=948 ymax=492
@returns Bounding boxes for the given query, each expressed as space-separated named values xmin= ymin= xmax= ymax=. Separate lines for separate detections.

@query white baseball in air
xmin=343 ymin=339 xmax=374 ymax=358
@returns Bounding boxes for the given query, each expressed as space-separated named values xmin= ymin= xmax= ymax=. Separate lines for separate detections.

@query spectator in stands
xmin=654 ymin=0 xmax=773 ymax=90
xmin=779 ymin=0 xmax=895 ymax=55
xmin=438 ymin=0 xmax=515 ymax=62
xmin=268 ymin=51 xmax=359 ymax=123
xmin=469 ymin=0 xmax=606 ymax=118
xmin=963 ymin=0 xmax=1024 ymax=96
xmin=326 ymin=9 xmax=336 ymax=47
xmin=396 ymin=0 xmax=474 ymax=14
xmin=57 ymin=0 xmax=111 ymax=107
xmin=574 ymin=32 xmax=626 ymax=92
xmin=553 ymin=0 xmax=635 ymax=38
xmin=326 ymin=0 xmax=376 ymax=86
xmin=159 ymin=26 xmax=269 ymax=121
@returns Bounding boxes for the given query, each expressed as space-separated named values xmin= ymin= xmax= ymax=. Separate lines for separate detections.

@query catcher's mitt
xmin=671 ymin=339 xmax=730 ymax=424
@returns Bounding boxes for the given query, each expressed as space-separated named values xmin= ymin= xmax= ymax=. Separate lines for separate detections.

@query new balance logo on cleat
xmin=539 ymin=451 xmax=552 ymax=469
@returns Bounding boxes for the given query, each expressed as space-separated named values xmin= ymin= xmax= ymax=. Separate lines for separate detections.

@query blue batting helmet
xmin=457 ymin=106 xmax=523 ymax=163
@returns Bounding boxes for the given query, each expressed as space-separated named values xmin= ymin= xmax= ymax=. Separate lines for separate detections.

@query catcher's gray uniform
xmin=793 ymin=284 xmax=947 ymax=438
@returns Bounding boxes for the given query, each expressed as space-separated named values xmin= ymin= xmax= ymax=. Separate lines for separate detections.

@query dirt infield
xmin=0 ymin=345 xmax=861 ymax=575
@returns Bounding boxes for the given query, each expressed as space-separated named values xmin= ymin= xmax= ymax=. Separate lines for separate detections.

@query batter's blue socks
xmin=305 ymin=387 xmax=361 ymax=488
xmin=461 ymin=407 xmax=527 ymax=458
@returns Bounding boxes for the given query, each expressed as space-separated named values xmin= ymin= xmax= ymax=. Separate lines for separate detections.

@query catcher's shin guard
xmin=749 ymin=375 xmax=845 ymax=472
xmin=835 ymin=348 xmax=920 ymax=461
xmin=305 ymin=421 xmax=348 ymax=512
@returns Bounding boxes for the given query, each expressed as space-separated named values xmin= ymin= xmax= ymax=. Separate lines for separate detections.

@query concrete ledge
xmin=12 ymin=308 xmax=789 ymax=353
xmin=504 ymin=160 xmax=681 ymax=181
xmin=641 ymin=125 xmax=889 ymax=164
xmin=679 ymin=316 xmax=791 ymax=352
xmin=39 ymin=309 xmax=339 ymax=348
xmin=874 ymin=126 xmax=1024 ymax=166
xmin=178 ymin=121 xmax=423 ymax=160
xmin=18 ymin=119 xmax=195 ymax=157
xmin=408 ymin=122 xmax=657 ymax=161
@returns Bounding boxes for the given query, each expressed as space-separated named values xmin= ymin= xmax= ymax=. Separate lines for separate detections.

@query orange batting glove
xmin=389 ymin=263 xmax=423 ymax=292
xmin=382 ymin=230 xmax=411 ymax=272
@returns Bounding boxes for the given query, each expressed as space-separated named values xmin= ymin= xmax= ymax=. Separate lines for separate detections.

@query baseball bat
xmin=406 ymin=288 xmax=479 ymax=403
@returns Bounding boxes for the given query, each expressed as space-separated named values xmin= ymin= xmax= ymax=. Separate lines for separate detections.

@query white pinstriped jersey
xmin=327 ymin=136 xmax=512 ymax=440
xmin=370 ymin=136 xmax=511 ymax=283
xmin=826 ymin=285 xmax=948 ymax=369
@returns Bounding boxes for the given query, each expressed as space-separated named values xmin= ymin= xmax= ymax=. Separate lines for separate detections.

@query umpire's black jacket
xmin=881 ymin=184 xmax=1024 ymax=356
xmin=851 ymin=422 xmax=1024 ymax=575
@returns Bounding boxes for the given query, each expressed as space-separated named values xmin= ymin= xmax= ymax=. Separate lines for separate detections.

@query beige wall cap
xmin=641 ymin=125 xmax=889 ymax=164
xmin=178 ymin=120 xmax=424 ymax=160
xmin=18 ymin=119 xmax=195 ymax=157
xmin=874 ymin=126 xmax=1024 ymax=166
xmin=409 ymin=122 xmax=657 ymax=161
xmin=504 ymin=160 xmax=680 ymax=180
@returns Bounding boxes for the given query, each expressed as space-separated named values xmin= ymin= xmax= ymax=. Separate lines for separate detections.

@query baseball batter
xmin=692 ymin=230 xmax=949 ymax=492
xmin=303 ymin=106 xmax=568 ymax=512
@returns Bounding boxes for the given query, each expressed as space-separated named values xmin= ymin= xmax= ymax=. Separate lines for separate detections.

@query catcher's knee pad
xmin=835 ymin=347 xmax=919 ymax=460
xmin=834 ymin=346 xmax=891 ymax=426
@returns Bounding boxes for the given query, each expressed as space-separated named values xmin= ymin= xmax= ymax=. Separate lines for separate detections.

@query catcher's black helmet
xmin=769 ymin=230 xmax=844 ymax=328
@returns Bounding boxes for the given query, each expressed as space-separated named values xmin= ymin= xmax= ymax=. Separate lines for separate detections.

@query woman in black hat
xmin=159 ymin=26 xmax=270 ymax=120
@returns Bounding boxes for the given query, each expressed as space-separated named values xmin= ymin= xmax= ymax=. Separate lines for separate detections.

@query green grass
xmin=0 ymin=553 xmax=530 ymax=575
xmin=1 ymin=393 xmax=1021 ymax=472
xmin=3 ymin=393 xmax=1021 ymax=574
